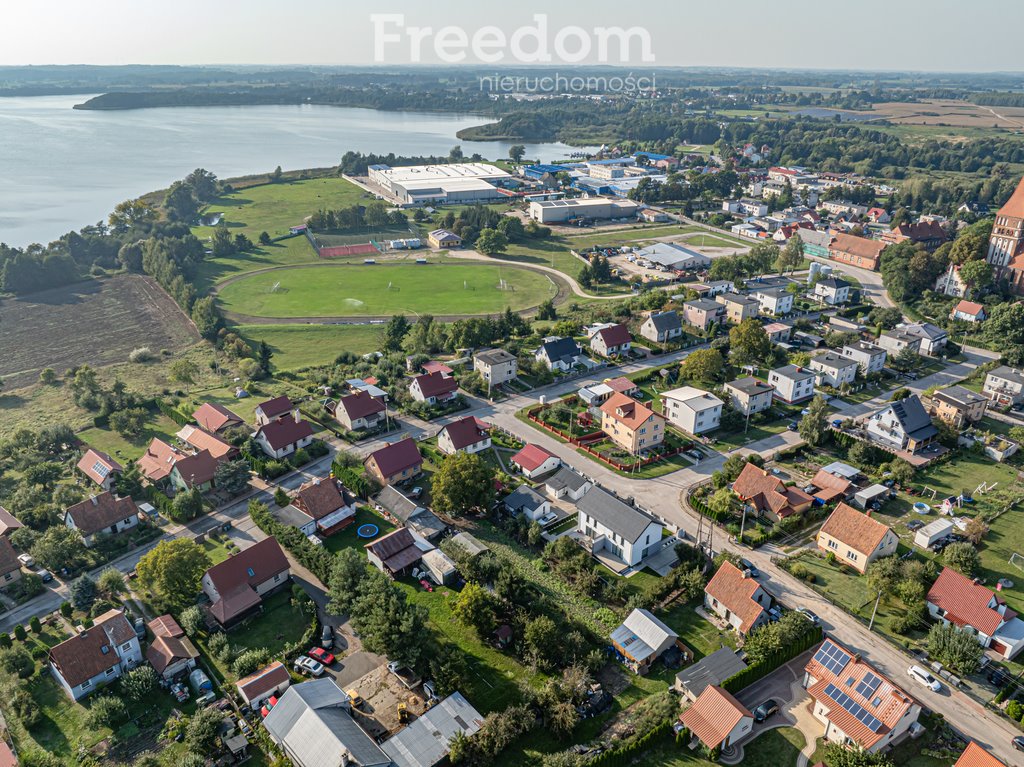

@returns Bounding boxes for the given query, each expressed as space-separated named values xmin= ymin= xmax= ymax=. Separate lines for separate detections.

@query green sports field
xmin=216 ymin=263 xmax=556 ymax=318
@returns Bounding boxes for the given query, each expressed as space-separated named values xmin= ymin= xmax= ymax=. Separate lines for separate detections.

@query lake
xmin=0 ymin=95 xmax=591 ymax=247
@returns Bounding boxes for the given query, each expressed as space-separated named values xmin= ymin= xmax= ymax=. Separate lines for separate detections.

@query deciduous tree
xmin=430 ymin=452 xmax=496 ymax=517
xmin=136 ymin=538 xmax=211 ymax=612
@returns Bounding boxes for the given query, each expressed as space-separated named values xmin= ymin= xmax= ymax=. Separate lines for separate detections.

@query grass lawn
xmin=713 ymin=420 xmax=790 ymax=451
xmin=237 ymin=323 xmax=384 ymax=370
xmin=196 ymin=236 xmax=320 ymax=292
xmin=79 ymin=411 xmax=181 ymax=463
xmin=659 ymin=600 xmax=737 ymax=661
xmin=323 ymin=507 xmax=396 ymax=554
xmin=643 ymin=726 xmax=804 ymax=766
xmin=216 ymin=263 xmax=556 ymax=318
xmin=201 ymin=535 xmax=234 ymax=565
xmin=489 ymin=239 xmax=629 ymax=295
xmin=229 ymin=590 xmax=311 ymax=660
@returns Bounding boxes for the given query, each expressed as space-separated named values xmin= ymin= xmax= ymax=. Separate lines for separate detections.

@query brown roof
xmin=0 ymin=506 xmax=23 ymax=536
xmin=819 ymin=503 xmax=892 ymax=557
xmin=893 ymin=220 xmax=947 ymax=243
xmin=421 ymin=361 xmax=453 ymax=375
xmin=732 ymin=463 xmax=812 ymax=519
xmin=65 ymin=492 xmax=136 ymax=537
xmin=236 ymin=661 xmax=291 ymax=704
xmin=192 ymin=402 xmax=243 ymax=433
xmin=441 ymin=416 xmax=491 ymax=450
xmin=77 ymin=448 xmax=123 ymax=486
xmin=256 ymin=415 xmax=315 ymax=451
xmin=365 ymin=527 xmax=422 ymax=573
xmin=49 ymin=609 xmax=136 ymax=688
xmin=146 ymin=633 xmax=199 ymax=674
xmin=137 ymin=438 xmax=184 ymax=482
xmin=337 ymin=390 xmax=386 ymax=420
xmin=177 ymin=425 xmax=236 ymax=459
xmin=810 ymin=468 xmax=852 ymax=503
xmin=679 ymin=685 xmax=752 ymax=749
xmin=705 ymin=561 xmax=766 ymax=633
xmin=171 ymin=449 xmax=221 ymax=488
xmin=954 ymin=742 xmax=1008 ymax=767
xmin=830 ymin=233 xmax=887 ymax=259
xmin=148 ymin=614 xmax=185 ymax=638
xmin=256 ymin=395 xmax=294 ymax=420
xmin=604 ymin=376 xmax=638 ymax=393
xmin=997 ymin=176 xmax=1024 ymax=220
xmin=0 ymin=537 xmax=19 ymax=576
xmin=365 ymin=437 xmax=423 ymax=478
xmin=927 ymin=567 xmax=1010 ymax=637
xmin=954 ymin=300 xmax=985 ymax=317
xmin=293 ymin=478 xmax=353 ymax=520
xmin=596 ymin=323 xmax=632 ymax=347
xmin=412 ymin=371 xmax=459 ymax=398
xmin=205 ymin=538 xmax=289 ymax=623
xmin=600 ymin=392 xmax=660 ymax=431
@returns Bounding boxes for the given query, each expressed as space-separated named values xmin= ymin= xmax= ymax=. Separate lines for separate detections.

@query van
xmin=908 ymin=665 xmax=941 ymax=692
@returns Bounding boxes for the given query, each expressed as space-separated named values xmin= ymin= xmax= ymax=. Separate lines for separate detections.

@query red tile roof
xmin=365 ymin=527 xmax=422 ymax=573
xmin=511 ymin=444 xmax=558 ymax=472
xmin=810 ymin=468 xmax=852 ymax=503
xmin=412 ymin=371 xmax=458 ymax=398
xmin=954 ymin=742 xmax=1008 ymax=767
xmin=679 ymin=685 xmax=752 ymax=749
xmin=997 ymin=176 xmax=1024 ymax=220
xmin=365 ymin=437 xmax=423 ymax=479
xmin=954 ymin=300 xmax=985 ymax=317
xmin=600 ymin=392 xmax=660 ymax=431
xmin=146 ymin=632 xmax=199 ymax=674
xmin=137 ymin=438 xmax=184 ymax=482
xmin=148 ymin=614 xmax=185 ymax=638
xmin=256 ymin=395 xmax=294 ymax=420
xmin=604 ymin=376 xmax=638 ymax=393
xmin=421 ymin=361 xmax=453 ymax=375
xmin=177 ymin=425 xmax=236 ymax=459
xmin=830 ymin=233 xmax=887 ymax=260
xmin=236 ymin=661 xmax=291 ymax=704
xmin=77 ymin=448 xmax=123 ymax=486
xmin=256 ymin=415 xmax=314 ymax=451
xmin=172 ymin=449 xmax=221 ymax=488
xmin=65 ymin=492 xmax=136 ymax=537
xmin=732 ymin=463 xmax=812 ymax=519
xmin=705 ymin=561 xmax=766 ymax=633
xmin=205 ymin=538 xmax=289 ymax=624
xmin=596 ymin=323 xmax=632 ymax=347
xmin=819 ymin=503 xmax=892 ymax=558
xmin=927 ymin=567 xmax=1010 ymax=637
xmin=0 ymin=506 xmax=24 ymax=536
xmin=192 ymin=402 xmax=243 ymax=433
xmin=337 ymin=390 xmax=386 ymax=421
xmin=441 ymin=416 xmax=491 ymax=450
xmin=49 ymin=609 xmax=136 ymax=688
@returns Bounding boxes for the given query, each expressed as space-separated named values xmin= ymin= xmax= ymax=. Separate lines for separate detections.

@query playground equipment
xmin=356 ymin=524 xmax=379 ymax=539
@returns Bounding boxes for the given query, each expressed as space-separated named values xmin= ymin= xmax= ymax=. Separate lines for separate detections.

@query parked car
xmin=308 ymin=647 xmax=335 ymax=665
xmin=739 ymin=559 xmax=760 ymax=578
xmin=17 ymin=554 xmax=34 ymax=568
xmin=1013 ymin=736 xmax=1024 ymax=752
xmin=34 ymin=567 xmax=53 ymax=583
xmin=407 ymin=486 xmax=424 ymax=500
xmin=906 ymin=520 xmax=925 ymax=532
xmin=908 ymin=665 xmax=942 ymax=692
xmin=796 ymin=608 xmax=820 ymax=626
xmin=320 ymin=624 xmax=334 ymax=649
xmin=752 ymin=699 xmax=779 ymax=723
xmin=294 ymin=656 xmax=325 ymax=677
xmin=787 ymin=421 xmax=798 ymax=431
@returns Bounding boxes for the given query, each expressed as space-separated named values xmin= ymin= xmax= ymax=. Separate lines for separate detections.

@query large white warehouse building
xmin=529 ymin=197 xmax=641 ymax=224
xmin=368 ymin=163 xmax=512 ymax=205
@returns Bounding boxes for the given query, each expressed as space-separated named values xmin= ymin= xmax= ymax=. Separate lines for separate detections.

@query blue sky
xmin=0 ymin=0 xmax=1018 ymax=72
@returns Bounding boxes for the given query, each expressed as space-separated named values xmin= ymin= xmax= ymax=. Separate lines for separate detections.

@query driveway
xmin=330 ymin=650 xmax=387 ymax=689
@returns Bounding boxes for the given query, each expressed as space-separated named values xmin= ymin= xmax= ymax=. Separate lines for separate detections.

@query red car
xmin=260 ymin=695 xmax=279 ymax=718
xmin=308 ymin=647 xmax=335 ymax=665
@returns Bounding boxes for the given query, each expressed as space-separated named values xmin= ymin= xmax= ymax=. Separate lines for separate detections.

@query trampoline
xmin=356 ymin=524 xmax=379 ymax=538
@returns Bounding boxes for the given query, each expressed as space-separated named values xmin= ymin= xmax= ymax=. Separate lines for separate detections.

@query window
xmin=247 ymin=567 xmax=255 ymax=577
xmin=846 ymin=551 xmax=858 ymax=561
xmin=106 ymin=667 xmax=116 ymax=676
xmin=827 ymin=539 xmax=838 ymax=550
xmin=121 ymin=642 xmax=132 ymax=651
xmin=81 ymin=680 xmax=91 ymax=690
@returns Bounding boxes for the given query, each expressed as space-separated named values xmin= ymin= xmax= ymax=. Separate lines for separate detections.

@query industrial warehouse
xmin=368 ymin=162 xmax=513 ymax=205
xmin=528 ymin=197 xmax=641 ymax=224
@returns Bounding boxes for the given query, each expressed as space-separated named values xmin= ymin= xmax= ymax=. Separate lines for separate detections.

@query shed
xmin=914 ymin=519 xmax=954 ymax=548
xmin=421 ymin=548 xmax=458 ymax=585
xmin=853 ymin=484 xmax=889 ymax=510
xmin=449 ymin=531 xmax=489 ymax=558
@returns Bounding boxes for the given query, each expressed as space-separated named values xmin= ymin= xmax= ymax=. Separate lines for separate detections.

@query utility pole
xmin=738 ymin=502 xmax=749 ymax=545
xmin=868 ymin=590 xmax=882 ymax=631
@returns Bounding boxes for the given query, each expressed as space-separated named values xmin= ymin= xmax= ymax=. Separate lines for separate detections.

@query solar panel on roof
xmin=855 ymin=672 xmax=882 ymax=699
xmin=823 ymin=683 xmax=884 ymax=733
xmin=813 ymin=641 xmax=851 ymax=675
xmin=93 ymin=461 xmax=109 ymax=478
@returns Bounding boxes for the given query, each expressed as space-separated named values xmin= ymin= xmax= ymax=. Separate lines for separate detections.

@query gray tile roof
xmin=474 ymin=348 xmax=515 ymax=366
xmin=381 ymin=692 xmax=483 ymax=767
xmin=675 ymin=648 xmax=748 ymax=697
xmin=771 ymin=364 xmax=815 ymax=382
xmin=544 ymin=467 xmax=589 ymax=493
xmin=989 ymin=365 xmax=1024 ymax=385
xmin=932 ymin=385 xmax=986 ymax=409
xmin=886 ymin=395 xmax=939 ymax=442
xmin=374 ymin=486 xmax=447 ymax=539
xmin=504 ymin=485 xmax=547 ymax=513
xmin=537 ymin=337 xmax=582 ymax=365
xmin=646 ymin=310 xmax=681 ymax=332
xmin=685 ymin=299 xmax=723 ymax=312
xmin=726 ymin=377 xmax=774 ymax=396
xmin=812 ymin=352 xmax=858 ymax=371
xmin=576 ymin=487 xmax=660 ymax=544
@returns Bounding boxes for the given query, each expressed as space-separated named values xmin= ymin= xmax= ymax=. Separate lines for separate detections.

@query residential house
xmin=176 ymin=424 xmax=237 ymax=461
xmin=674 ymin=648 xmax=748 ymax=702
xmin=49 ymin=609 xmax=142 ymax=700
xmin=437 ymin=416 xmax=492 ymax=455
xmin=829 ymin=233 xmax=886 ymax=271
xmin=732 ymin=462 xmax=814 ymax=522
xmin=876 ymin=329 xmax=922 ymax=357
xmin=410 ymin=371 xmax=459 ymax=405
xmin=590 ymin=324 xmax=632 ymax=358
xmin=640 ymin=310 xmax=684 ymax=343
xmin=883 ymin=220 xmax=948 ymax=250
xmin=192 ymin=402 xmax=243 ymax=434
xmin=237 ymin=661 xmax=292 ymax=709
xmin=599 ymin=393 xmax=665 ymax=454
xmin=866 ymin=207 xmax=891 ymax=224
xmin=374 ymin=485 xmax=447 ymax=541
xmin=428 ymin=229 xmax=462 ymax=248
xmin=254 ymin=413 xmax=315 ymax=460
xmin=865 ymin=394 xmax=939 ymax=454
xmin=254 ymin=395 xmax=295 ymax=426
xmin=681 ymin=300 xmax=726 ymax=331
xmin=751 ymin=287 xmax=793 ymax=316
xmin=951 ymin=300 xmax=986 ymax=323
xmin=814 ymin=278 xmax=851 ymax=305
xmin=809 ymin=468 xmax=854 ymax=504
xmin=927 ymin=567 xmax=1024 ymax=661
xmin=0 ymin=507 xmax=23 ymax=538
xmin=473 ymin=348 xmax=518 ymax=387
xmin=822 ymin=200 xmax=869 ymax=217
xmin=77 ymin=449 xmax=123 ymax=491
xmin=900 ymin=322 xmax=948 ymax=356
xmin=690 ymin=280 xmax=735 ymax=298
xmin=202 ymin=537 xmax=291 ymax=628
xmin=263 ymin=679 xmax=392 ymax=767
xmin=136 ymin=437 xmax=186 ymax=487
xmin=535 ymin=337 xmax=586 ymax=372
xmin=841 ymin=341 xmax=887 ymax=376
xmin=610 ymin=608 xmax=679 ymax=674
xmin=810 ymin=352 xmax=859 ymax=388
xmin=679 ymin=686 xmax=754 ymax=752
xmin=768 ymin=365 xmax=815 ymax=404
xmin=661 ymin=386 xmax=723 ymax=434
xmin=723 ymin=377 xmax=776 ymax=416
xmin=146 ymin=614 xmax=199 ymax=681
xmin=953 ymin=743 xmax=1008 ymax=767
xmin=704 ymin=561 xmax=771 ymax=635
xmin=763 ymin=322 xmax=792 ymax=344
xmin=984 ymin=365 xmax=1024 ymax=406
xmin=381 ymin=692 xmax=484 ymax=767
xmin=334 ymin=390 xmax=386 ymax=432
xmin=64 ymin=492 xmax=138 ymax=547
xmin=544 ymin=467 xmax=592 ymax=501
xmin=575 ymin=487 xmax=663 ymax=567
xmin=510 ymin=444 xmax=560 ymax=478
xmin=816 ymin=503 xmax=899 ymax=574
xmin=722 ymin=198 xmax=768 ymax=216
xmin=503 ymin=485 xmax=551 ymax=522
xmin=167 ymin=449 xmax=222 ymax=492
xmin=605 ymin=376 xmax=641 ymax=397
xmin=929 ymin=385 xmax=988 ymax=428
xmin=935 ymin=264 xmax=969 ymax=298
xmin=715 ymin=293 xmax=760 ymax=324
xmin=289 ymin=477 xmax=357 ymax=537
xmin=365 ymin=527 xmax=423 ymax=577
xmin=803 ymin=638 xmax=920 ymax=753
xmin=364 ymin=437 xmax=423 ymax=485
xmin=0 ymin=538 xmax=21 ymax=587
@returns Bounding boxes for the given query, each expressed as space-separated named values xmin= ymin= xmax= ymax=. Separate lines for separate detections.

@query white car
xmin=17 ymin=554 xmax=34 ymax=568
xmin=294 ymin=656 xmax=325 ymax=677
xmin=908 ymin=665 xmax=941 ymax=692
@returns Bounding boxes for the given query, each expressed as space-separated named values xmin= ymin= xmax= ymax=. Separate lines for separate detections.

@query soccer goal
xmin=1010 ymin=552 xmax=1024 ymax=573
xmin=268 ymin=281 xmax=282 ymax=293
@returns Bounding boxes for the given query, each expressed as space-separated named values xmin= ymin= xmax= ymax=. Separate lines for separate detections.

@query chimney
xmin=865 ymin=509 xmax=872 ymax=517
xmin=339 ymin=751 xmax=351 ymax=767
xmin=90 ymin=495 xmax=98 ymax=506
xmin=292 ymin=408 xmax=301 ymax=423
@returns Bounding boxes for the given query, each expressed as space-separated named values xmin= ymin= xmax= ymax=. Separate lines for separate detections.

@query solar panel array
xmin=824 ymin=683 xmax=884 ymax=733
xmin=93 ymin=461 xmax=110 ymax=478
xmin=855 ymin=672 xmax=882 ymax=700
xmin=813 ymin=640 xmax=851 ymax=675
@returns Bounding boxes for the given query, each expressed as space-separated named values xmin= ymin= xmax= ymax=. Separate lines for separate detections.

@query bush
xmin=85 ymin=695 xmax=129 ymax=730
xmin=129 ymin=347 xmax=154 ymax=363
xmin=120 ymin=665 xmax=159 ymax=703
xmin=1007 ymin=699 xmax=1023 ymax=721
xmin=179 ymin=606 xmax=204 ymax=637
xmin=59 ymin=601 xmax=72 ymax=618
xmin=0 ymin=647 xmax=34 ymax=678
xmin=28 ymin=616 xmax=40 ymax=633
xmin=232 ymin=647 xmax=272 ymax=678
xmin=208 ymin=631 xmax=232 ymax=664
xmin=13 ymin=625 xmax=26 ymax=641
xmin=0 ymin=634 xmax=10 ymax=649
xmin=890 ymin=611 xmax=920 ymax=635
xmin=11 ymin=688 xmax=40 ymax=727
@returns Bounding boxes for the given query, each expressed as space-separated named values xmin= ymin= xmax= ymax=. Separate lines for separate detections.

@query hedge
xmin=248 ymin=502 xmax=333 ymax=585
xmin=587 ymin=720 xmax=672 ymax=767
xmin=722 ymin=624 xmax=823 ymax=693
xmin=688 ymin=493 xmax=731 ymax=523
xmin=156 ymin=398 xmax=191 ymax=426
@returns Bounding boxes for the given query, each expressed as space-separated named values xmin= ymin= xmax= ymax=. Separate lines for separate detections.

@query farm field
xmin=216 ymin=263 xmax=556 ymax=318
xmin=0 ymin=275 xmax=198 ymax=390
xmin=237 ymin=323 xmax=384 ymax=370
